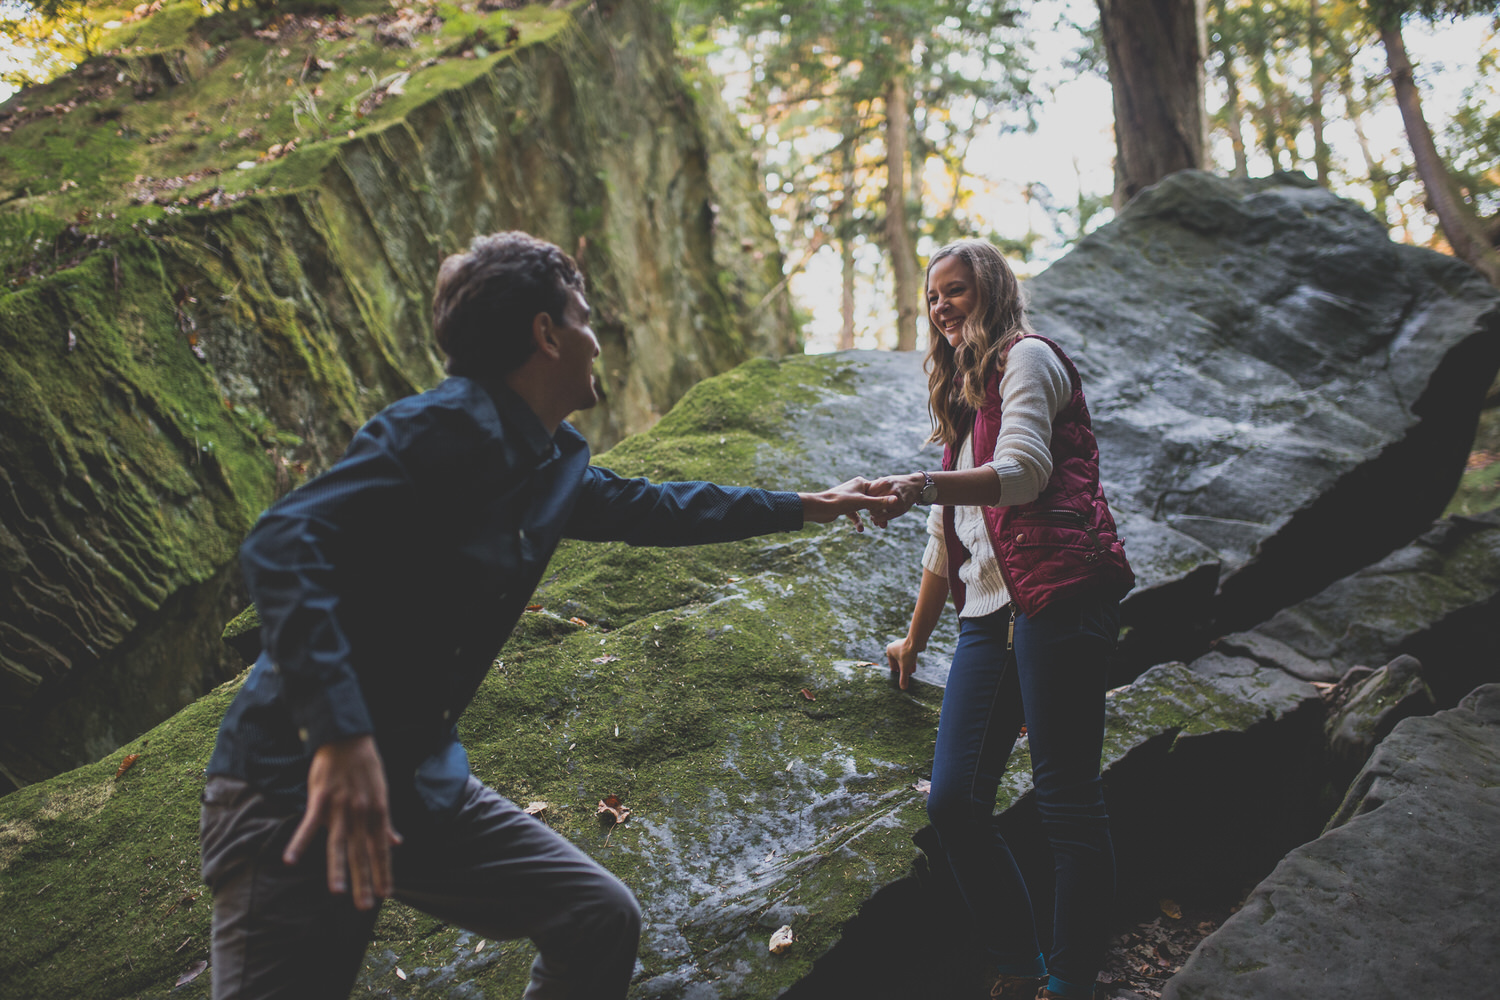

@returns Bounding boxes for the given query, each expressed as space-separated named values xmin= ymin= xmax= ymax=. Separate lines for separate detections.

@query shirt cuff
xmin=922 ymin=534 xmax=948 ymax=576
xmin=288 ymin=671 xmax=375 ymax=751
xmin=985 ymin=458 xmax=1033 ymax=508
xmin=770 ymin=490 xmax=806 ymax=530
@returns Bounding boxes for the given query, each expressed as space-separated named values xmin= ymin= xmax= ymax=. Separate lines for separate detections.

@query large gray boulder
xmin=1163 ymin=684 xmax=1500 ymax=999
xmin=1030 ymin=171 xmax=1500 ymax=672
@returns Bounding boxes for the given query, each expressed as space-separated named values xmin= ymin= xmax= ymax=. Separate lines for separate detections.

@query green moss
xmin=0 ymin=678 xmax=238 ymax=1000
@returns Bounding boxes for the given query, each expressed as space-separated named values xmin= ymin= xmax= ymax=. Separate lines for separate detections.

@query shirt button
xmin=1016 ymin=533 xmax=1027 ymax=542
xmin=442 ymin=709 xmax=451 ymax=721
xmin=453 ymin=645 xmax=463 ymax=657
xmin=297 ymin=727 xmax=310 ymax=742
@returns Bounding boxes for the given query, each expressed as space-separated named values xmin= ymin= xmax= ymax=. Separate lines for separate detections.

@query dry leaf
xmin=396 ymin=967 xmax=407 ymax=980
xmin=799 ymin=688 xmax=816 ymax=701
xmin=526 ymin=604 xmax=543 ymax=611
xmin=1160 ymin=898 xmax=1182 ymax=920
xmin=523 ymin=801 xmax=548 ymax=816
xmin=568 ymin=617 xmax=589 ymax=627
xmin=591 ymin=655 xmax=619 ymax=664
xmin=597 ymin=794 xmax=630 ymax=826
xmin=115 ymin=753 xmax=140 ymax=778
xmin=912 ymin=779 xmax=931 ymax=795
xmin=475 ymin=939 xmax=486 ymax=953
xmin=768 ymin=925 xmax=795 ymax=955
xmin=175 ymin=960 xmax=207 ymax=987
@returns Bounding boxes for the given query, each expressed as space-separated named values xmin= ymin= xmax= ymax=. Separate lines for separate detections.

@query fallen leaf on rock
xmin=115 ymin=753 xmax=140 ymax=778
xmin=396 ymin=966 xmax=407 ymax=980
xmin=568 ymin=617 xmax=589 ymax=627
xmin=596 ymin=794 xmax=630 ymax=826
xmin=768 ymin=925 xmax=795 ymax=955
xmin=799 ymin=688 xmax=816 ymax=701
xmin=175 ymin=960 xmax=207 ymax=986
xmin=1159 ymin=898 xmax=1182 ymax=920
xmin=912 ymin=778 xmax=931 ymax=795
xmin=525 ymin=604 xmax=543 ymax=611
xmin=475 ymin=939 xmax=485 ymax=953
xmin=523 ymin=801 xmax=548 ymax=816
xmin=591 ymin=655 xmax=619 ymax=664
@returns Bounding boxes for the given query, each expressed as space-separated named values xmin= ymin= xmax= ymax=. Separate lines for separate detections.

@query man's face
xmin=556 ymin=289 xmax=601 ymax=413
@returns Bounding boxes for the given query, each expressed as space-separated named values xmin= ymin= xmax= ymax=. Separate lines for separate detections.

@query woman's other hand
xmin=886 ymin=636 xmax=920 ymax=690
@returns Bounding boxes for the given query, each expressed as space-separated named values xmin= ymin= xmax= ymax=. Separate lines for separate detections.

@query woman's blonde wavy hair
xmin=923 ymin=239 xmax=1032 ymax=447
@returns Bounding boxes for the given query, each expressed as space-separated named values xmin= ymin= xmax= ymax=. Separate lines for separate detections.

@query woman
xmin=871 ymin=239 xmax=1134 ymax=1000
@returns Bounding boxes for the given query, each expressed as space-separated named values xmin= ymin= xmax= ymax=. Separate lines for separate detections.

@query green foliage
xmin=675 ymin=0 xmax=1040 ymax=343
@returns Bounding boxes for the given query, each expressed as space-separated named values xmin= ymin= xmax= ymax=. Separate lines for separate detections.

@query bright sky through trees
xmin=769 ymin=0 xmax=1494 ymax=353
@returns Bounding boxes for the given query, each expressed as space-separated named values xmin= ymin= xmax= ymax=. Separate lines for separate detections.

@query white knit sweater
xmin=921 ymin=337 xmax=1071 ymax=618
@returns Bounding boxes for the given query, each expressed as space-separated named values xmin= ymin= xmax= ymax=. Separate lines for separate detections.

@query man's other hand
xmin=283 ymin=734 xmax=402 ymax=910
xmin=798 ymin=477 xmax=902 ymax=532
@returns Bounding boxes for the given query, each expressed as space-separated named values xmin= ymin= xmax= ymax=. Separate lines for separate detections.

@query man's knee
xmin=586 ymin=868 xmax=642 ymax=942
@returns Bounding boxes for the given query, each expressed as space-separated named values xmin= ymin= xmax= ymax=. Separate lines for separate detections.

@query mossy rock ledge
xmin=0 ymin=0 xmax=792 ymax=789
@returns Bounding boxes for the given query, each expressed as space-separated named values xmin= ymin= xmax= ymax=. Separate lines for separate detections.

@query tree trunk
xmin=838 ymin=124 xmax=856 ymax=351
xmin=1210 ymin=0 xmax=1249 ymax=178
xmin=1381 ymin=19 xmax=1500 ymax=286
xmin=1095 ymin=0 xmax=1209 ymax=209
xmin=1309 ymin=0 xmax=1330 ymax=185
xmin=883 ymin=69 xmax=921 ymax=351
xmin=1341 ymin=73 xmax=1391 ymax=224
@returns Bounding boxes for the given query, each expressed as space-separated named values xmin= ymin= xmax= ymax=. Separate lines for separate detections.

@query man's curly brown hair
xmin=432 ymin=232 xmax=585 ymax=378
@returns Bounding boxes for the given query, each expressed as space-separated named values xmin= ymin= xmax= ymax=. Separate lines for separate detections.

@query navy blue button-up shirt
xmin=207 ymin=376 xmax=804 ymax=816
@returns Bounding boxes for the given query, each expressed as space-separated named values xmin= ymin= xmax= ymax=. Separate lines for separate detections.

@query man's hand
xmin=283 ymin=734 xmax=402 ymax=910
xmin=886 ymin=636 xmax=920 ymax=691
xmin=799 ymin=477 xmax=904 ymax=531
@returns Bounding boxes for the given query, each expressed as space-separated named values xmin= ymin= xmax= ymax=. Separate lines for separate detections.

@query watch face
xmin=920 ymin=482 xmax=938 ymax=503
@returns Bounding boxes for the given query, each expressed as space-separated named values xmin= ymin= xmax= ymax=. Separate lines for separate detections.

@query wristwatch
xmin=917 ymin=471 xmax=938 ymax=505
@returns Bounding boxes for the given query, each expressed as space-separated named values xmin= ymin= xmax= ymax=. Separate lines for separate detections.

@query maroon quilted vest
xmin=941 ymin=334 xmax=1134 ymax=617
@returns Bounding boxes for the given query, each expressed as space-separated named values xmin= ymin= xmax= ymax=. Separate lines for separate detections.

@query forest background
xmin=6 ymin=0 xmax=1500 ymax=370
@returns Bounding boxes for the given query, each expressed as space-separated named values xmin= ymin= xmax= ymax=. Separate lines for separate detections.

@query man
xmin=199 ymin=231 xmax=890 ymax=999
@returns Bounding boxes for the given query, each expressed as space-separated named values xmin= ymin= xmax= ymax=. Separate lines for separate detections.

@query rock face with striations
xmin=1163 ymin=684 xmax=1500 ymax=1000
xmin=0 ymin=0 xmax=792 ymax=791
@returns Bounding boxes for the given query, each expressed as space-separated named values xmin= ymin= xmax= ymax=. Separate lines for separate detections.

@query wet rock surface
xmin=1163 ymin=684 xmax=1500 ymax=1000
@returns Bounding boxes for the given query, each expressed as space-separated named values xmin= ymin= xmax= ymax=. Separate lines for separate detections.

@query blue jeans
xmin=926 ymin=592 xmax=1119 ymax=997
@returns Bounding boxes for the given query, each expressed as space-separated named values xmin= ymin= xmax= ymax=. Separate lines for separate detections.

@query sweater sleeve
xmin=985 ymin=337 xmax=1071 ymax=508
xmin=921 ymin=502 xmax=947 ymax=576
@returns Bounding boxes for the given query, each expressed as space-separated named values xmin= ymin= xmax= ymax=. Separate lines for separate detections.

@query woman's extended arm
xmin=886 ymin=568 xmax=950 ymax=690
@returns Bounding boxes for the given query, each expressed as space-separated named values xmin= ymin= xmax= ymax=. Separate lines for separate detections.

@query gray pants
xmin=200 ymin=775 xmax=641 ymax=1000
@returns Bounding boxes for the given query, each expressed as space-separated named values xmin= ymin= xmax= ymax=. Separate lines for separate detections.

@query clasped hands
xmin=801 ymin=473 xmax=929 ymax=531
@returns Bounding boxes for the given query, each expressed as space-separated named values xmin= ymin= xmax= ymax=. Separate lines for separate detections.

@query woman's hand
xmin=886 ymin=636 xmax=920 ymax=690
xmin=866 ymin=473 xmax=925 ymax=528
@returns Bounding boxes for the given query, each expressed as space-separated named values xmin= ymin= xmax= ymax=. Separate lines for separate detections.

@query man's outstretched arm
xmin=563 ymin=468 xmax=900 ymax=545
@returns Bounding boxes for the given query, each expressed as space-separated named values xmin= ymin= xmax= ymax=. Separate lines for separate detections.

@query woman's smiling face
xmin=926 ymin=255 xmax=979 ymax=349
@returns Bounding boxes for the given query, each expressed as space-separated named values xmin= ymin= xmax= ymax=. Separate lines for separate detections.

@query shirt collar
xmin=471 ymin=377 xmax=559 ymax=463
